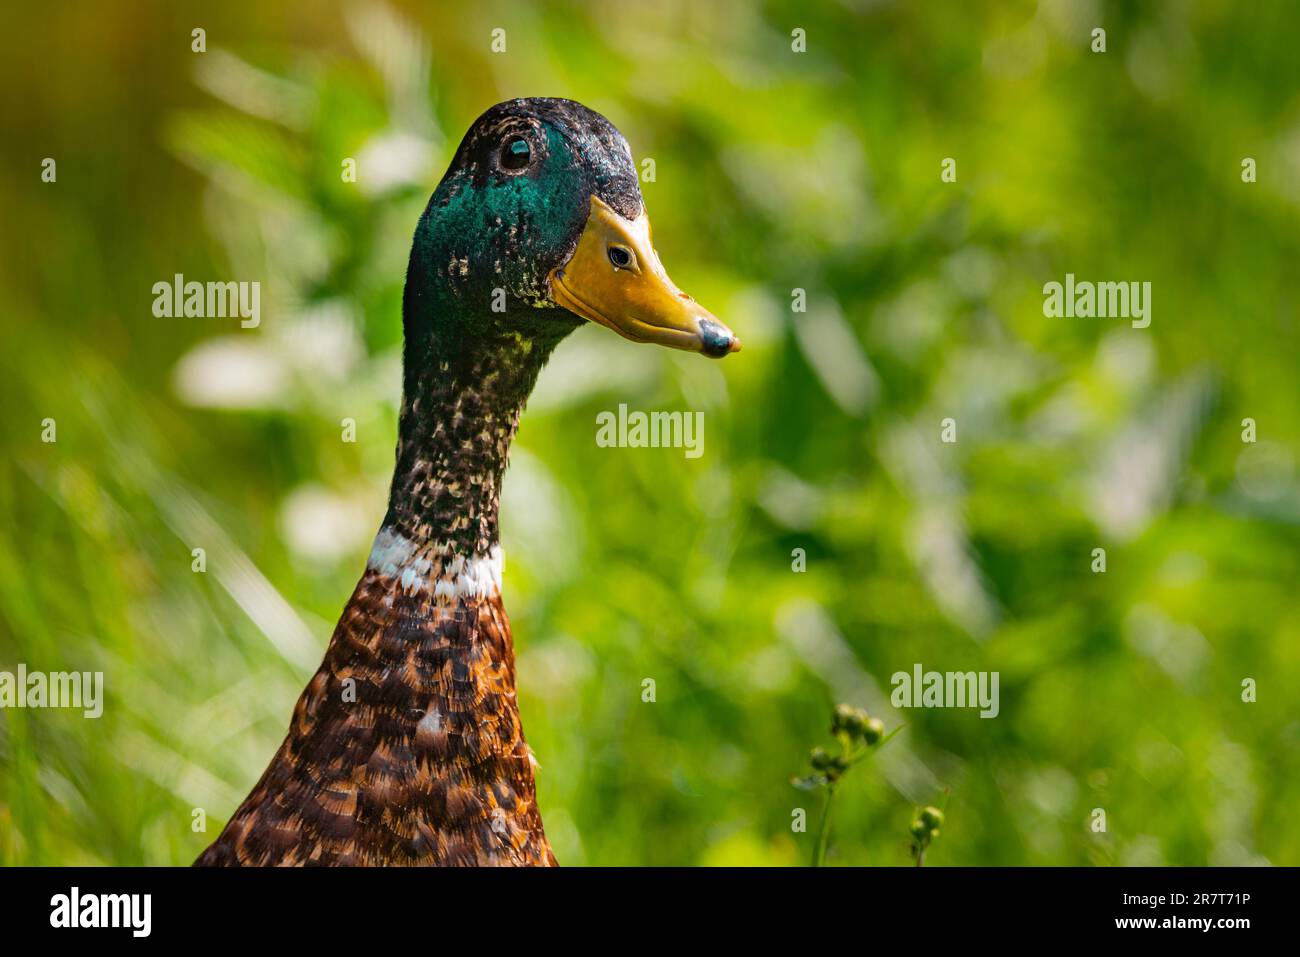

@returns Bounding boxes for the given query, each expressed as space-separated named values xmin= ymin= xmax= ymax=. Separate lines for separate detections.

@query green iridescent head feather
xmin=402 ymin=97 xmax=644 ymax=374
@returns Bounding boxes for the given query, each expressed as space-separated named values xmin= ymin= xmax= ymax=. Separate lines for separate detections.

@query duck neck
xmin=384 ymin=312 xmax=572 ymax=559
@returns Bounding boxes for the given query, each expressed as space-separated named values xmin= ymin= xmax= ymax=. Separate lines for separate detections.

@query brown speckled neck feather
xmin=195 ymin=312 xmax=569 ymax=868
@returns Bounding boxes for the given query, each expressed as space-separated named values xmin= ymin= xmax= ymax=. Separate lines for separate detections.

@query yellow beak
xmin=549 ymin=196 xmax=740 ymax=358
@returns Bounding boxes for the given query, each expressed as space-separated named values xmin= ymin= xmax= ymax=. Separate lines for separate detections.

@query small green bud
xmin=862 ymin=717 xmax=885 ymax=745
xmin=929 ymin=829 xmax=940 ymax=839
xmin=810 ymin=747 xmax=832 ymax=770
xmin=920 ymin=806 xmax=944 ymax=830
xmin=847 ymin=717 xmax=867 ymax=738
xmin=832 ymin=703 xmax=856 ymax=734
xmin=910 ymin=820 xmax=929 ymax=840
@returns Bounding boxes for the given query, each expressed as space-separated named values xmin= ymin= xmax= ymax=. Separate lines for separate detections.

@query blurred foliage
xmin=2 ymin=0 xmax=1299 ymax=866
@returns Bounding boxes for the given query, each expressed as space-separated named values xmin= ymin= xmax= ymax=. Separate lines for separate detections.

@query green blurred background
xmin=2 ymin=0 xmax=1299 ymax=866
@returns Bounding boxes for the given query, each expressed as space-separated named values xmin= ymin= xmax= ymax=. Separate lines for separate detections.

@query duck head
xmin=391 ymin=98 xmax=738 ymax=554
xmin=402 ymin=97 xmax=740 ymax=366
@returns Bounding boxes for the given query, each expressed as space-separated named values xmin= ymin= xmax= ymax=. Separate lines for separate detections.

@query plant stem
xmin=812 ymin=784 xmax=837 ymax=867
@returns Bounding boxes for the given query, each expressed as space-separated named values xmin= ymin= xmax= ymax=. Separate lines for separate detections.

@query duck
xmin=195 ymin=97 xmax=739 ymax=866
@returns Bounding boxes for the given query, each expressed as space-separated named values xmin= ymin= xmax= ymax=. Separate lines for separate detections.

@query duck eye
xmin=608 ymin=245 xmax=633 ymax=269
xmin=501 ymin=138 xmax=531 ymax=171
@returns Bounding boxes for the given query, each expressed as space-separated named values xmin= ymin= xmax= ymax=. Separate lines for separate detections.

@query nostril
xmin=608 ymin=246 xmax=632 ymax=269
xmin=697 ymin=318 xmax=734 ymax=358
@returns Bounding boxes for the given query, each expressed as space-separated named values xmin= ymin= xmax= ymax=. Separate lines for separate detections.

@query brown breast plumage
xmin=195 ymin=562 xmax=554 ymax=867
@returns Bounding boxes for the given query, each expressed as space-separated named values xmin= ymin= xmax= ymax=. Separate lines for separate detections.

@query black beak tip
xmin=698 ymin=319 xmax=735 ymax=358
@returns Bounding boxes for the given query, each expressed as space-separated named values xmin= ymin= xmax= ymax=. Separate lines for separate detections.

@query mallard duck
xmin=195 ymin=98 xmax=738 ymax=866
